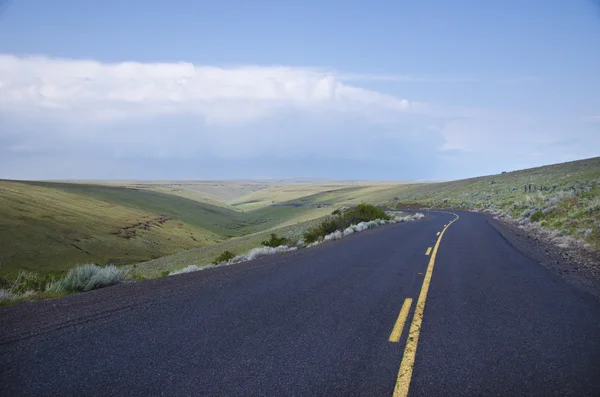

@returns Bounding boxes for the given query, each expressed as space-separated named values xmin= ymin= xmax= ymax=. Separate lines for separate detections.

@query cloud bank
xmin=0 ymin=54 xmax=597 ymax=180
xmin=0 ymin=54 xmax=411 ymax=124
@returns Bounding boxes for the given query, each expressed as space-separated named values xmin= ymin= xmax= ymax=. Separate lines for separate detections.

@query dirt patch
xmin=109 ymin=216 xmax=173 ymax=239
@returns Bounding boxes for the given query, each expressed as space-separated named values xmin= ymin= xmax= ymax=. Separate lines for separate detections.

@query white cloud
xmin=337 ymin=73 xmax=540 ymax=84
xmin=0 ymin=54 xmax=595 ymax=181
xmin=0 ymin=54 xmax=410 ymax=124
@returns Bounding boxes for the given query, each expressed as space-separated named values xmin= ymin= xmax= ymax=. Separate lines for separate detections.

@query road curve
xmin=1 ymin=211 xmax=600 ymax=396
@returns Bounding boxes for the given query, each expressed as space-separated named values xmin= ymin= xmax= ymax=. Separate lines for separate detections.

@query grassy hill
xmin=98 ymin=180 xmax=270 ymax=209
xmin=0 ymin=180 xmax=341 ymax=276
xmin=231 ymin=183 xmax=402 ymax=210
xmin=127 ymin=217 xmax=327 ymax=278
xmin=0 ymin=181 xmax=222 ymax=275
xmin=2 ymin=157 xmax=598 ymax=278
xmin=386 ymin=157 xmax=600 ymax=250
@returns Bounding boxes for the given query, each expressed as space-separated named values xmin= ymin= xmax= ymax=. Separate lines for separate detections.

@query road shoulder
xmin=486 ymin=214 xmax=600 ymax=301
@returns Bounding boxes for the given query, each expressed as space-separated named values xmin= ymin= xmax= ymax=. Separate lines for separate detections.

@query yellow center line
xmin=393 ymin=212 xmax=459 ymax=397
xmin=388 ymin=298 xmax=413 ymax=343
xmin=425 ymin=247 xmax=432 ymax=256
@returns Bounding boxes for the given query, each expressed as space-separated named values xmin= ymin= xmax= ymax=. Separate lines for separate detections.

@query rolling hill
xmin=2 ymin=157 xmax=598 ymax=278
xmin=0 ymin=180 xmax=334 ymax=275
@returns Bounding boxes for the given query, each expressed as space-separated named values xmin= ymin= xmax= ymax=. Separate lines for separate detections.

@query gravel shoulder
xmin=487 ymin=214 xmax=600 ymax=301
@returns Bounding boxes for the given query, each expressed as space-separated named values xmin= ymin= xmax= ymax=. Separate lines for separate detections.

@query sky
xmin=0 ymin=0 xmax=599 ymax=181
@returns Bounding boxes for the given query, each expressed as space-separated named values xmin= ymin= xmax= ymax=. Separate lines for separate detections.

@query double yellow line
xmin=389 ymin=212 xmax=459 ymax=397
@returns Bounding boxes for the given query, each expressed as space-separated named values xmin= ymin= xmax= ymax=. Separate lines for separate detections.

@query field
xmin=1 ymin=157 xmax=599 ymax=280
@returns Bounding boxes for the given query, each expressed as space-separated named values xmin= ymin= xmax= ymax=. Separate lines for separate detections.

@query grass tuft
xmin=48 ymin=264 xmax=125 ymax=293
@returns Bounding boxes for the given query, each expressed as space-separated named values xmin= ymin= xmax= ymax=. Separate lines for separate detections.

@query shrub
xmin=520 ymin=208 xmax=536 ymax=219
xmin=48 ymin=264 xmax=124 ymax=293
xmin=245 ymin=245 xmax=292 ymax=261
xmin=302 ymin=229 xmax=321 ymax=244
xmin=261 ymin=233 xmax=288 ymax=248
xmin=343 ymin=226 xmax=355 ymax=236
xmin=303 ymin=217 xmax=343 ymax=243
xmin=303 ymin=203 xmax=392 ymax=243
xmin=0 ymin=289 xmax=16 ymax=302
xmin=212 ymin=250 xmax=236 ymax=265
xmin=318 ymin=217 xmax=345 ymax=235
xmin=343 ymin=203 xmax=391 ymax=224
xmin=530 ymin=210 xmax=543 ymax=222
xmin=169 ymin=265 xmax=206 ymax=275
xmin=324 ymin=230 xmax=343 ymax=241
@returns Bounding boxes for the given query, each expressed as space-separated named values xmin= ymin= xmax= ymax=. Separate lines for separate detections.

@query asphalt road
xmin=2 ymin=211 xmax=600 ymax=396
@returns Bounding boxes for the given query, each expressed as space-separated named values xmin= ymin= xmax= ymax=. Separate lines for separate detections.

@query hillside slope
xmin=0 ymin=181 xmax=335 ymax=275
xmin=387 ymin=157 xmax=600 ymax=250
xmin=0 ymin=181 xmax=228 ymax=275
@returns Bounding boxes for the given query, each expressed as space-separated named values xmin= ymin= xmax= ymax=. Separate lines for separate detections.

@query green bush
xmin=530 ymin=210 xmax=543 ymax=222
xmin=212 ymin=250 xmax=236 ymax=264
xmin=343 ymin=203 xmax=391 ymax=224
xmin=316 ymin=217 xmax=345 ymax=235
xmin=302 ymin=229 xmax=321 ymax=244
xmin=261 ymin=233 xmax=288 ymax=248
xmin=303 ymin=203 xmax=389 ymax=243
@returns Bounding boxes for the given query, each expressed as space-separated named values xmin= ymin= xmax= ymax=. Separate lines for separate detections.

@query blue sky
xmin=0 ymin=0 xmax=599 ymax=180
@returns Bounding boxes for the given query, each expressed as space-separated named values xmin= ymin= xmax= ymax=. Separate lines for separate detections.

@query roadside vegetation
xmin=302 ymin=203 xmax=392 ymax=243
xmin=262 ymin=233 xmax=289 ymax=248
xmin=161 ymin=204 xmax=425 ymax=277
xmin=212 ymin=250 xmax=236 ymax=265
xmin=0 ymin=264 xmax=128 ymax=305
xmin=387 ymin=157 xmax=600 ymax=251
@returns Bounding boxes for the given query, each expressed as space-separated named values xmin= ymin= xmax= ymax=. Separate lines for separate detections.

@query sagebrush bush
xmin=48 ymin=264 xmax=124 ymax=293
xmin=245 ymin=246 xmax=294 ymax=261
xmin=212 ymin=250 xmax=236 ymax=265
xmin=169 ymin=265 xmax=207 ymax=275
xmin=0 ymin=289 xmax=16 ymax=302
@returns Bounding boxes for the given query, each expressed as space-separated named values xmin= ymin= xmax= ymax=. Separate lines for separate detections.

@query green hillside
xmin=386 ymin=157 xmax=600 ymax=250
xmin=2 ymin=157 xmax=598 ymax=278
xmin=0 ymin=180 xmax=335 ymax=275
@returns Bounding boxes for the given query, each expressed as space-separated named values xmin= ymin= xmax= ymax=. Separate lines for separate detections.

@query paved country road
xmin=2 ymin=211 xmax=600 ymax=397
